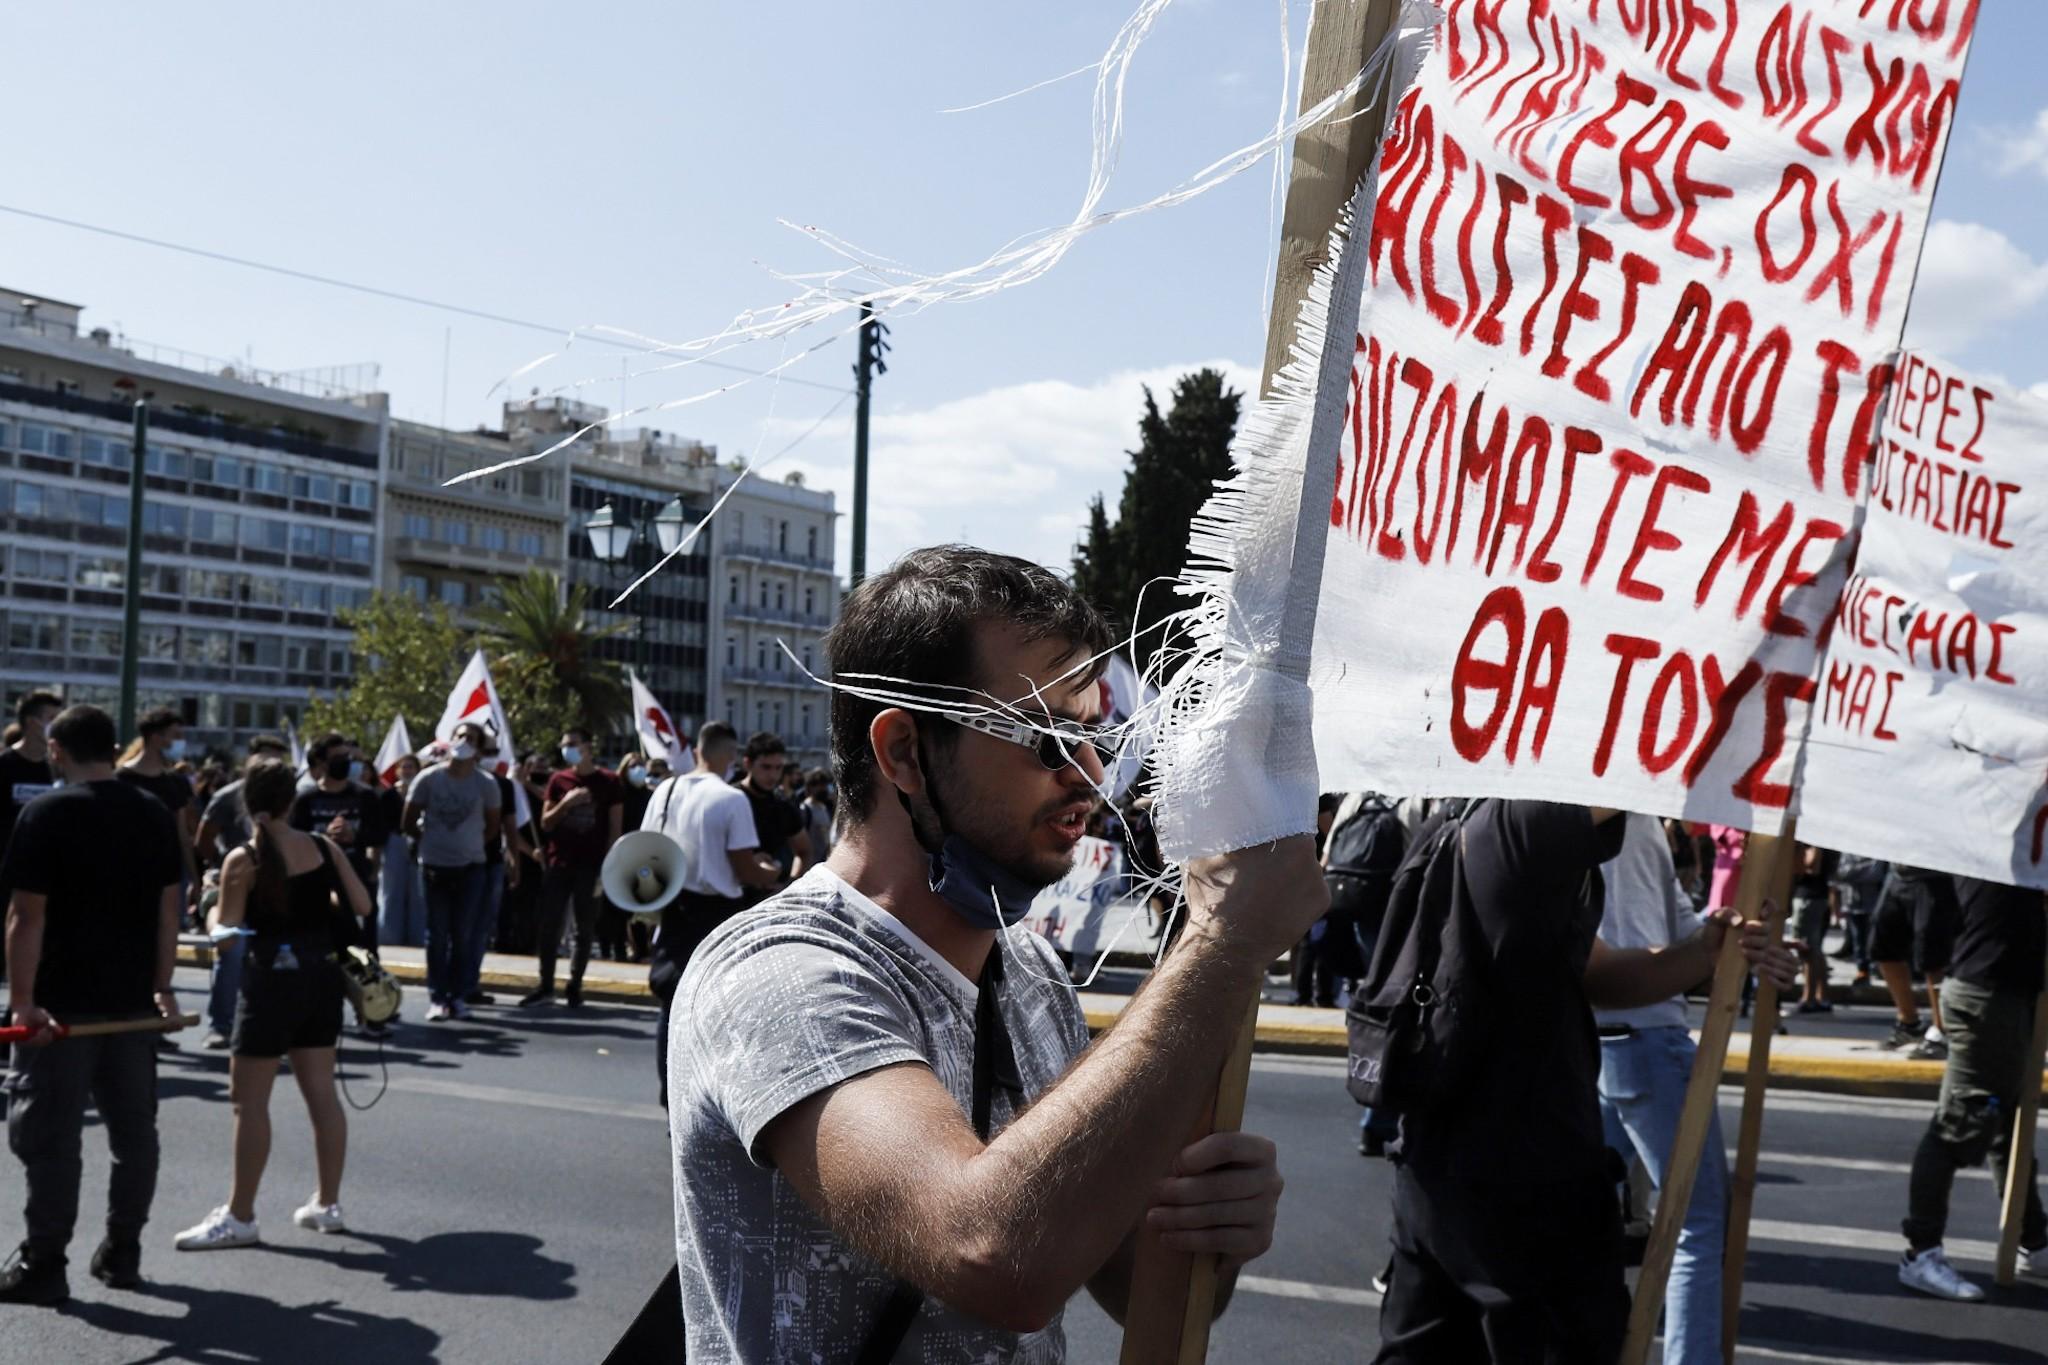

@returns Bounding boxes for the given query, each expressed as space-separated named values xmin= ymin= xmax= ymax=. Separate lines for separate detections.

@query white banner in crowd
xmin=1798 ymin=359 xmax=2048 ymax=887
xmin=373 ymin=714 xmax=413 ymax=787
xmin=1306 ymin=0 xmax=1974 ymax=834
xmin=630 ymin=670 xmax=685 ymax=768
xmin=1021 ymin=835 xmax=1151 ymax=960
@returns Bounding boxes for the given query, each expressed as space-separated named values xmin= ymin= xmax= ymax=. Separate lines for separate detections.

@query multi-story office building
xmin=510 ymin=395 xmax=839 ymax=768
xmin=710 ymin=467 xmax=838 ymax=769
xmin=0 ymin=287 xmax=385 ymax=751
xmin=384 ymin=419 xmax=568 ymax=621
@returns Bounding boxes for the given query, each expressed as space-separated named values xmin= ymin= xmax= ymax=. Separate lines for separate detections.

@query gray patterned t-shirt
xmin=669 ymin=865 xmax=1090 ymax=1364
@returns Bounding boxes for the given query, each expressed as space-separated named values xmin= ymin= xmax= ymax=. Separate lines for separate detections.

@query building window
xmin=725 ymin=635 xmax=737 ymax=667
xmin=401 ymin=575 xmax=429 ymax=602
xmin=800 ymin=702 xmax=812 ymax=737
xmin=803 ymin=586 xmax=815 ymax=616
xmin=251 ymin=463 xmax=288 ymax=496
xmin=442 ymin=519 xmax=470 ymax=547
xmin=440 ymin=580 xmax=468 ymax=607
xmin=19 ymin=424 xmax=73 ymax=459
xmin=774 ymin=583 xmax=786 ymax=611
xmin=404 ymin=513 xmax=433 ymax=539
xmin=517 ymin=531 xmax=545 ymax=557
xmin=757 ymin=582 xmax=768 ymax=609
xmin=13 ymin=547 xmax=69 ymax=582
xmin=756 ymin=642 xmax=768 ymax=670
xmin=729 ymin=576 xmax=741 ymax=606
xmin=778 ymin=521 xmax=789 ymax=554
xmin=480 ymin=526 xmax=507 ymax=552
xmin=807 ymin=526 xmax=818 ymax=560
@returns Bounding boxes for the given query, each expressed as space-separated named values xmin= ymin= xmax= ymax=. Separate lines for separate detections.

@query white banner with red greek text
xmin=1307 ymin=0 xmax=1973 ymax=833
xmin=1796 ymin=356 xmax=2048 ymax=887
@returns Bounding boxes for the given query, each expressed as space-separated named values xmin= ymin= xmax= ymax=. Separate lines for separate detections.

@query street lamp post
xmin=585 ymin=495 xmax=697 ymax=680
xmin=116 ymin=400 xmax=148 ymax=739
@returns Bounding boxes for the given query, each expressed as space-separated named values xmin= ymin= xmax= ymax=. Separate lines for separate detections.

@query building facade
xmin=384 ymin=419 xmax=568 ymax=621
xmin=0 ymin=288 xmax=385 ymax=752
xmin=709 ymin=467 xmax=839 ymax=769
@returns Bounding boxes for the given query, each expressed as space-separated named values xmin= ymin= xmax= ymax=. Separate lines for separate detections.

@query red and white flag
xmin=373 ymin=714 xmax=413 ymax=787
xmin=436 ymin=649 xmax=516 ymax=773
xmin=630 ymin=670 xmax=686 ymax=768
xmin=435 ymin=649 xmax=530 ymax=827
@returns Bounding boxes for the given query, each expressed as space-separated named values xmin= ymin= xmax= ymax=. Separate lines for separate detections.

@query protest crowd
xmin=0 ymin=546 xmax=2039 ymax=1365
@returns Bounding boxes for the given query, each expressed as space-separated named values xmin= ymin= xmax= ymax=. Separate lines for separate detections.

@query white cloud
xmin=2031 ymin=381 xmax=2048 ymax=406
xmin=1901 ymin=220 xmax=2048 ymax=356
xmin=1992 ymin=107 xmax=2048 ymax=180
xmin=765 ymin=359 xmax=1258 ymax=576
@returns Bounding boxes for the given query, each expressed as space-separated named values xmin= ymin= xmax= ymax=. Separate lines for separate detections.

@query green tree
xmin=301 ymin=592 xmax=467 ymax=749
xmin=473 ymin=568 xmax=630 ymax=746
xmin=1072 ymin=367 xmax=1244 ymax=673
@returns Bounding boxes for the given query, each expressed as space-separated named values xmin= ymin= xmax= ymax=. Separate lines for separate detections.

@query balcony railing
xmin=0 ymin=380 xmax=377 ymax=471
xmin=721 ymin=539 xmax=834 ymax=573
xmin=724 ymin=602 xmax=834 ymax=631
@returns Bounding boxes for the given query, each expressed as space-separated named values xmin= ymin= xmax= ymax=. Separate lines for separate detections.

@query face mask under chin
xmin=902 ymin=771 xmax=1047 ymax=931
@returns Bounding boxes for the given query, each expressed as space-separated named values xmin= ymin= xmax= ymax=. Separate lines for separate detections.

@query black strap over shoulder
xmin=856 ymin=942 xmax=1020 ymax=1365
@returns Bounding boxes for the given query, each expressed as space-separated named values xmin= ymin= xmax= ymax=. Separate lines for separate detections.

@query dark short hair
xmin=743 ymin=732 xmax=786 ymax=762
xmin=825 ymin=545 xmax=1112 ymax=821
xmin=15 ymin=690 xmax=62 ymax=726
xmin=137 ymin=706 xmax=184 ymax=738
xmin=696 ymin=721 xmax=738 ymax=753
xmin=308 ymin=731 xmax=351 ymax=764
xmin=242 ymin=757 xmax=298 ymax=819
xmin=50 ymin=704 xmax=118 ymax=764
xmin=247 ymin=733 xmax=289 ymax=757
xmin=806 ymin=768 xmax=832 ymax=786
xmin=562 ymin=725 xmax=592 ymax=745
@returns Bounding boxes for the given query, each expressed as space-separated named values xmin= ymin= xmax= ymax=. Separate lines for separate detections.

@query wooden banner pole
xmin=1994 ymin=944 xmax=2048 ymax=1286
xmin=1119 ymin=3 xmax=1396 ymax=1362
xmin=1720 ymin=834 xmax=1799 ymax=1362
xmin=1620 ymin=829 xmax=1791 ymax=1365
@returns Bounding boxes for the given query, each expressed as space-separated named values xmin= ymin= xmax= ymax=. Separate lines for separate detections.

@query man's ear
xmin=870 ymin=708 xmax=926 ymax=798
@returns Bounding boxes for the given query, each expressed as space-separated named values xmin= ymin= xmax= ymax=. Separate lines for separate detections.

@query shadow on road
xmin=1740 ymin=1299 xmax=2048 ymax=1363
xmin=62 ymin=1282 xmax=442 ymax=1364
xmin=266 ymin=1229 xmax=578 ymax=1300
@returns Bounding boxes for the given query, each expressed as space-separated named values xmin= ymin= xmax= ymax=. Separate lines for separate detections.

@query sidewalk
xmin=175 ymin=938 xmax=2044 ymax=1101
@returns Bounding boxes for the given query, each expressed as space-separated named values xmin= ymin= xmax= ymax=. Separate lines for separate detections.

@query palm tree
xmin=472 ymin=569 xmax=630 ymax=744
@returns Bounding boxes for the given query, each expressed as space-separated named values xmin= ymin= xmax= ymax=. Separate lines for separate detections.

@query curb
xmin=173 ymin=945 xmax=2040 ymax=1100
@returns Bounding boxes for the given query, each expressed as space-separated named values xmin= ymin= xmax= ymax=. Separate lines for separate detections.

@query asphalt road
xmin=3 ymin=964 xmax=2043 ymax=1363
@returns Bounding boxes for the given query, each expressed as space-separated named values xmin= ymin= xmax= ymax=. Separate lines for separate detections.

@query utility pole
xmin=117 ymin=400 xmax=148 ymax=739
xmin=850 ymin=301 xmax=889 ymax=587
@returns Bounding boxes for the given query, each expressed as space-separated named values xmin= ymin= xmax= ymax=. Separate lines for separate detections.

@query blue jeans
xmin=378 ymin=836 xmax=427 ymax=948
xmin=421 ymin=863 xmax=486 ymax=1007
xmin=461 ymin=861 xmax=504 ymax=1001
xmin=1599 ymin=1025 xmax=1726 ymax=1365
xmin=206 ymin=934 xmax=245 ymax=1036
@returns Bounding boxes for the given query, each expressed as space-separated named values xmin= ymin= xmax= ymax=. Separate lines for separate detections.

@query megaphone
xmin=602 ymin=829 xmax=688 ymax=919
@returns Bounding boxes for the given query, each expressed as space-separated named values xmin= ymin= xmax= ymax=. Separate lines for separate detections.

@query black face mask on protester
xmin=326 ymin=755 xmax=353 ymax=781
xmin=897 ymin=738 xmax=1042 ymax=931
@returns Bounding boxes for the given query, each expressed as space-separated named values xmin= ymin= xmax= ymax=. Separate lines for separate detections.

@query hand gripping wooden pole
xmin=1118 ymin=3 xmax=1396 ymax=1362
xmin=1619 ymin=830 xmax=1793 ymax=1365
xmin=1994 ymin=940 xmax=2048 ymax=1286
xmin=0 ymin=1013 xmax=201 ymax=1045
xmin=1720 ymin=833 xmax=1798 ymax=1362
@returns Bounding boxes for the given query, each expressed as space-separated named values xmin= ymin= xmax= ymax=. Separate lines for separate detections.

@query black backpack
xmin=1344 ymin=800 xmax=1493 ymax=1115
xmin=1323 ymin=795 xmax=1406 ymax=931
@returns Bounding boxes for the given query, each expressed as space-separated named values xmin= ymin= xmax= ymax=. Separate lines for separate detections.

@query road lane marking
xmin=1235 ymin=1274 xmax=1378 ymax=1307
xmin=364 ymin=1073 xmax=666 ymax=1122
xmin=1749 ymin=1218 xmax=1996 ymax=1265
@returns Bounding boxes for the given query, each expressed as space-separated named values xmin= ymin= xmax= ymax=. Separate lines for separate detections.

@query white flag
xmin=283 ymin=718 xmax=307 ymax=775
xmin=630 ymin=670 xmax=685 ymax=767
xmin=373 ymin=714 xmax=413 ymax=787
xmin=437 ymin=649 xmax=517 ymax=775
xmin=1094 ymin=654 xmax=1157 ymax=800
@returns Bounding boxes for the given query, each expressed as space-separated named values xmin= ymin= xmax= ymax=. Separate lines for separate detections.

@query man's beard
xmin=916 ymin=765 xmax=1072 ymax=894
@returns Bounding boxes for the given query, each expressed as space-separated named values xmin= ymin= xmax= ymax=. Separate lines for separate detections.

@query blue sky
xmin=5 ymin=1 xmax=2045 ymax=573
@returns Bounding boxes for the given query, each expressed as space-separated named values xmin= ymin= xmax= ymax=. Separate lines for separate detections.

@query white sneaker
xmin=2021 ymin=1244 xmax=2048 ymax=1280
xmin=1900 ymin=1246 xmax=1984 ymax=1301
xmin=174 ymin=1206 xmax=260 ymax=1251
xmin=293 ymin=1198 xmax=346 ymax=1234
xmin=424 ymin=1002 xmax=452 ymax=1022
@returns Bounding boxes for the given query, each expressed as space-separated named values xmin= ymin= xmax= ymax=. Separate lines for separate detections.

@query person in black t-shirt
xmin=289 ymin=733 xmax=383 ymax=895
xmin=0 ymin=705 xmax=184 ymax=1305
xmin=729 ymin=732 xmax=808 ymax=906
xmin=1896 ymin=875 xmax=2048 ymax=1301
xmin=117 ymin=706 xmax=199 ymax=917
xmin=1376 ymin=800 xmax=1799 ymax=1364
xmin=0 ymin=690 xmax=62 ymax=982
